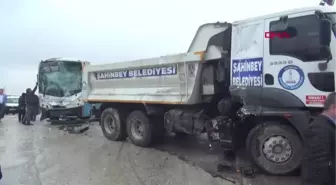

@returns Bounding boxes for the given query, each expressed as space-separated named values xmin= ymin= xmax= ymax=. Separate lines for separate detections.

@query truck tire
xmin=126 ymin=110 xmax=153 ymax=147
xmin=246 ymin=122 xmax=303 ymax=175
xmin=100 ymin=108 xmax=127 ymax=141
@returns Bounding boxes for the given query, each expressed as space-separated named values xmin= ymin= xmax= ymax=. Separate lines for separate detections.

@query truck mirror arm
xmin=318 ymin=50 xmax=332 ymax=71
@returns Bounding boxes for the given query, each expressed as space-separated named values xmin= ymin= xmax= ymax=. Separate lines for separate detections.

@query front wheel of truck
xmin=246 ymin=122 xmax=303 ymax=175
xmin=100 ymin=108 xmax=127 ymax=141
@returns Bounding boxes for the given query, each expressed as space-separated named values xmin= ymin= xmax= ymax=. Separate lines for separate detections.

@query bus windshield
xmin=38 ymin=61 xmax=82 ymax=97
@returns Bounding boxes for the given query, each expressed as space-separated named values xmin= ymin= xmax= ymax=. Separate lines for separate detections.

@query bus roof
xmin=43 ymin=57 xmax=84 ymax=62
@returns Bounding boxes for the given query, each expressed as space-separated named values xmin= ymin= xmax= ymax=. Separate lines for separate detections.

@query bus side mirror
xmin=320 ymin=18 xmax=332 ymax=46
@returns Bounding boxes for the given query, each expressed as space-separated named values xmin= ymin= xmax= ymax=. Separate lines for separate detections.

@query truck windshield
xmin=38 ymin=61 xmax=82 ymax=97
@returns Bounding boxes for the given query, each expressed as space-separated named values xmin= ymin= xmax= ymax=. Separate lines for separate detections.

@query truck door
xmin=263 ymin=11 xmax=335 ymax=108
xmin=230 ymin=20 xmax=264 ymax=114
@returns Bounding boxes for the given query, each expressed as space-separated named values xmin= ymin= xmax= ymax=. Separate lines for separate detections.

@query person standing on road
xmin=0 ymin=89 xmax=8 ymax=122
xmin=31 ymin=94 xmax=39 ymax=121
xmin=301 ymin=92 xmax=335 ymax=185
xmin=22 ymin=83 xmax=38 ymax=125
xmin=18 ymin=92 xmax=26 ymax=122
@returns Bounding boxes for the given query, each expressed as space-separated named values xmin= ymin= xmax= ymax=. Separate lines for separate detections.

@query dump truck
xmin=82 ymin=6 xmax=336 ymax=175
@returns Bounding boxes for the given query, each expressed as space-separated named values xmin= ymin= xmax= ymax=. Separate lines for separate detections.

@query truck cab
xmin=230 ymin=6 xmax=335 ymax=111
xmin=227 ymin=6 xmax=336 ymax=175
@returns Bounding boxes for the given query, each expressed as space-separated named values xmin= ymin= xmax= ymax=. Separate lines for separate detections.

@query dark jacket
xmin=18 ymin=93 xmax=26 ymax=107
xmin=25 ymin=85 xmax=38 ymax=106
xmin=301 ymin=115 xmax=335 ymax=185
xmin=32 ymin=94 xmax=39 ymax=107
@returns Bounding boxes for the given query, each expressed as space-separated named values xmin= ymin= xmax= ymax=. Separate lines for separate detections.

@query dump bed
xmin=82 ymin=52 xmax=204 ymax=104
xmin=82 ymin=22 xmax=230 ymax=105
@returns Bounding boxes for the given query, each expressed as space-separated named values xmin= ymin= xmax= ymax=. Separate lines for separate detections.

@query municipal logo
xmin=278 ymin=65 xmax=304 ymax=90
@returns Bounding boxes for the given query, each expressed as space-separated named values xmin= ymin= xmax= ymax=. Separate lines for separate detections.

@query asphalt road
xmin=0 ymin=115 xmax=300 ymax=185
xmin=0 ymin=115 xmax=233 ymax=185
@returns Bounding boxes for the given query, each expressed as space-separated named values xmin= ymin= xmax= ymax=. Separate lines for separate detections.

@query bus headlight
xmin=61 ymin=101 xmax=70 ymax=105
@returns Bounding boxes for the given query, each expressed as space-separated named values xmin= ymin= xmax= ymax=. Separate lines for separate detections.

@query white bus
xmin=38 ymin=57 xmax=96 ymax=121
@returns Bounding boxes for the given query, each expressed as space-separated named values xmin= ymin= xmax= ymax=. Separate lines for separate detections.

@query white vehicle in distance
xmin=5 ymin=95 xmax=20 ymax=115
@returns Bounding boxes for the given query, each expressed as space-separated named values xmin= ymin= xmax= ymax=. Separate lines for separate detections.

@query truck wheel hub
xmin=104 ymin=115 xmax=116 ymax=134
xmin=131 ymin=119 xmax=144 ymax=140
xmin=262 ymin=136 xmax=292 ymax=163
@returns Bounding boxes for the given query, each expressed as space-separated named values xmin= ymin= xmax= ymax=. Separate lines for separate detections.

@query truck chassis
xmin=92 ymin=96 xmax=309 ymax=175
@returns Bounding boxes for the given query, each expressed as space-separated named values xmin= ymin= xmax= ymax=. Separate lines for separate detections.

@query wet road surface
xmin=0 ymin=116 xmax=232 ymax=185
xmin=155 ymin=134 xmax=300 ymax=185
xmin=0 ymin=115 xmax=300 ymax=185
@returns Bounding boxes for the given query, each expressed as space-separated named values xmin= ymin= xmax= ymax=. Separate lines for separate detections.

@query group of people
xmin=0 ymin=83 xmax=39 ymax=124
xmin=18 ymin=82 xmax=39 ymax=125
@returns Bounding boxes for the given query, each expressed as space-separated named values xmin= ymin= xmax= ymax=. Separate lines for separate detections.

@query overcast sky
xmin=0 ymin=0 xmax=324 ymax=95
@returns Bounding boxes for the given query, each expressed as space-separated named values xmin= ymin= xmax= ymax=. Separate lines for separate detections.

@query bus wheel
xmin=246 ymin=122 xmax=303 ymax=175
xmin=100 ymin=108 xmax=127 ymax=141
xmin=126 ymin=110 xmax=153 ymax=147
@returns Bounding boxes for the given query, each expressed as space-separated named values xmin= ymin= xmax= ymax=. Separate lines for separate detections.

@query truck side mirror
xmin=320 ymin=18 xmax=332 ymax=46
xmin=318 ymin=19 xmax=333 ymax=71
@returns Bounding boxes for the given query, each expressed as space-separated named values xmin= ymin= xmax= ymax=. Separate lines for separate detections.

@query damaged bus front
xmin=38 ymin=58 xmax=98 ymax=121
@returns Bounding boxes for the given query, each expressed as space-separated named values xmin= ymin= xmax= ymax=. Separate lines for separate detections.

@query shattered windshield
xmin=38 ymin=61 xmax=82 ymax=97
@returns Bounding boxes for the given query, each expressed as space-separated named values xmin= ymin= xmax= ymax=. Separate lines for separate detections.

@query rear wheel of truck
xmin=246 ymin=122 xmax=303 ymax=175
xmin=126 ymin=110 xmax=153 ymax=147
xmin=100 ymin=108 xmax=127 ymax=141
